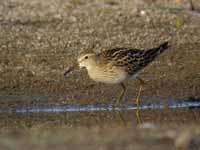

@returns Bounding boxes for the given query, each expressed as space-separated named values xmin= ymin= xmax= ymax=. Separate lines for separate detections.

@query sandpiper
xmin=75 ymin=42 xmax=169 ymax=105
xmin=64 ymin=42 xmax=169 ymax=123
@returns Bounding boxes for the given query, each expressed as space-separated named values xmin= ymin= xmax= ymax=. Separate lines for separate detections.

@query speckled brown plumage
xmin=76 ymin=41 xmax=170 ymax=121
xmin=77 ymin=42 xmax=169 ymax=84
xmin=98 ymin=42 xmax=169 ymax=76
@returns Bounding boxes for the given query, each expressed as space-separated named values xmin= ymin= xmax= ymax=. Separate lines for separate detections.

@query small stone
xmin=137 ymin=122 xmax=158 ymax=130
xmin=140 ymin=10 xmax=146 ymax=16
xmin=175 ymin=128 xmax=200 ymax=150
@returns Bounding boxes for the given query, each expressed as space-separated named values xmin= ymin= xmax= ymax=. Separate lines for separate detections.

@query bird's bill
xmin=63 ymin=64 xmax=79 ymax=77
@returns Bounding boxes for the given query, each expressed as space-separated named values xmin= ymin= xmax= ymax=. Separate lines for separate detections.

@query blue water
xmin=0 ymin=101 xmax=200 ymax=114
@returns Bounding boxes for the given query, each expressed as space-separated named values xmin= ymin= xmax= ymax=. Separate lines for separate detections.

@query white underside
xmin=87 ymin=67 xmax=139 ymax=84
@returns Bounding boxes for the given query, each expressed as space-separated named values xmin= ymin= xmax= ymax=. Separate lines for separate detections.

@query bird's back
xmin=98 ymin=42 xmax=169 ymax=75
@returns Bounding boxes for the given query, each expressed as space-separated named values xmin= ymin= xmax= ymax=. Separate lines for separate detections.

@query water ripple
xmin=0 ymin=101 xmax=200 ymax=114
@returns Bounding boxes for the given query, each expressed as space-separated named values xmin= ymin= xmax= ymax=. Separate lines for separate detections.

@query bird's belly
xmin=88 ymin=69 xmax=127 ymax=84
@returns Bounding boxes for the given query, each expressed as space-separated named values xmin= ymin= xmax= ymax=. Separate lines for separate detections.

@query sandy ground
xmin=0 ymin=108 xmax=200 ymax=150
xmin=0 ymin=125 xmax=195 ymax=150
xmin=0 ymin=0 xmax=200 ymax=106
xmin=0 ymin=0 xmax=200 ymax=149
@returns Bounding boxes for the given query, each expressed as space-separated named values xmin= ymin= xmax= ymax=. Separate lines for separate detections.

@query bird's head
xmin=77 ymin=53 xmax=96 ymax=70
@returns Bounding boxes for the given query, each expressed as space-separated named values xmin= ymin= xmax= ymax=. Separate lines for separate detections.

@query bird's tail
xmin=143 ymin=42 xmax=169 ymax=62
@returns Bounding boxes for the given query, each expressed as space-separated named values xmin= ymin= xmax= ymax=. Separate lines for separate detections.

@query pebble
xmin=175 ymin=127 xmax=200 ymax=149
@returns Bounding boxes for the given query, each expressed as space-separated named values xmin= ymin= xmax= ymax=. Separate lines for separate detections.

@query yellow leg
xmin=135 ymin=85 xmax=142 ymax=106
xmin=116 ymin=83 xmax=126 ymax=105
xmin=114 ymin=83 xmax=127 ymax=126
xmin=134 ymin=77 xmax=145 ymax=124
xmin=135 ymin=77 xmax=145 ymax=106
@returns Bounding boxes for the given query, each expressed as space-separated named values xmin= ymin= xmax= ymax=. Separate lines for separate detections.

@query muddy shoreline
xmin=0 ymin=0 xmax=200 ymax=149
xmin=0 ymin=0 xmax=200 ymax=106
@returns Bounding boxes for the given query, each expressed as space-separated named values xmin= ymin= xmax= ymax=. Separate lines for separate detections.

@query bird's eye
xmin=84 ymin=56 xmax=88 ymax=59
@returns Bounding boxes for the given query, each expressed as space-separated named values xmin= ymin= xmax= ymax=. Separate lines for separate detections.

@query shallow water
xmin=0 ymin=100 xmax=200 ymax=114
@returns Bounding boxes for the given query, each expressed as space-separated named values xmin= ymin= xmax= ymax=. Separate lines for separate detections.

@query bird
xmin=64 ymin=42 xmax=170 ymax=123
xmin=76 ymin=42 xmax=169 ymax=103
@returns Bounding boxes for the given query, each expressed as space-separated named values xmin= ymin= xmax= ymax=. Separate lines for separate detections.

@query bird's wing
xmin=99 ymin=48 xmax=145 ymax=74
xmin=98 ymin=42 xmax=169 ymax=75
